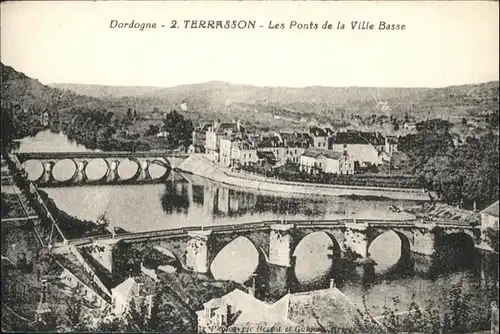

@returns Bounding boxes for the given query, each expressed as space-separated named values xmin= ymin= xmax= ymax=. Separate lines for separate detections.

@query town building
xmin=256 ymin=151 xmax=277 ymax=167
xmin=219 ymin=138 xmax=258 ymax=168
xmin=255 ymin=135 xmax=286 ymax=164
xmin=384 ymin=135 xmax=399 ymax=154
xmin=205 ymin=120 xmax=245 ymax=163
xmin=191 ymin=123 xmax=212 ymax=153
xmin=299 ymin=148 xmax=354 ymax=175
xmin=357 ymin=132 xmax=386 ymax=152
xmin=403 ymin=122 xmax=417 ymax=131
xmin=309 ymin=127 xmax=329 ymax=149
xmin=231 ymin=140 xmax=258 ymax=167
xmin=196 ymin=280 xmax=370 ymax=333
xmin=110 ymin=275 xmax=154 ymax=317
xmin=329 ymin=132 xmax=382 ymax=166
xmin=479 ymin=200 xmax=499 ymax=252
xmin=279 ymin=132 xmax=313 ymax=164
xmin=255 ymin=132 xmax=312 ymax=165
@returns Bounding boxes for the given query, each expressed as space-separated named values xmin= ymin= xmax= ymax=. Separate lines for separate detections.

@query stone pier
xmin=344 ymin=222 xmax=370 ymax=260
xmin=412 ymin=223 xmax=437 ymax=256
xmin=186 ymin=180 xmax=194 ymax=207
xmin=268 ymin=224 xmax=295 ymax=267
xmin=186 ymin=230 xmax=212 ymax=273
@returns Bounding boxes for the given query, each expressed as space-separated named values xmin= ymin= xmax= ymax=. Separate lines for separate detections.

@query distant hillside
xmin=51 ymin=80 xmax=499 ymax=122
xmin=2 ymin=62 xmax=498 ymax=126
xmin=1 ymin=62 xmax=109 ymax=112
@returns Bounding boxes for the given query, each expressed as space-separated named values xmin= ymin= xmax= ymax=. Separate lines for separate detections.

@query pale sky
xmin=1 ymin=1 xmax=498 ymax=88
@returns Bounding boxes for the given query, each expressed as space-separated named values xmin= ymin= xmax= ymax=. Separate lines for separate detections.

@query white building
xmin=231 ymin=141 xmax=258 ymax=167
xmin=111 ymin=277 xmax=153 ymax=317
xmin=205 ymin=120 xmax=245 ymax=162
xmin=300 ymin=149 xmax=354 ymax=175
xmin=384 ymin=136 xmax=399 ymax=154
xmin=479 ymin=201 xmax=499 ymax=252
xmin=329 ymin=132 xmax=382 ymax=166
xmin=218 ymin=138 xmax=257 ymax=168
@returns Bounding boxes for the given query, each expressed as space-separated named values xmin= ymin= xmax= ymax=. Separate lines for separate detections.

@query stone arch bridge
xmin=16 ymin=151 xmax=189 ymax=186
xmin=60 ymin=219 xmax=481 ymax=287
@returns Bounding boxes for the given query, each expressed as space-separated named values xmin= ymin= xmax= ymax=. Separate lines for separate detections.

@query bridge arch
xmin=22 ymin=159 xmax=45 ymax=181
xmin=148 ymin=159 xmax=172 ymax=180
xmin=367 ymin=228 xmax=413 ymax=273
xmin=435 ymin=231 xmax=479 ymax=272
xmin=143 ymin=245 xmax=183 ymax=273
xmin=116 ymin=158 xmax=141 ymax=181
xmin=84 ymin=158 xmax=110 ymax=182
xmin=51 ymin=158 xmax=78 ymax=183
xmin=209 ymin=235 xmax=267 ymax=284
xmin=291 ymin=231 xmax=342 ymax=285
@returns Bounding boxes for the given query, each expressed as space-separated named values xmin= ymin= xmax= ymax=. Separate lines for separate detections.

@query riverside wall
xmin=178 ymin=154 xmax=432 ymax=201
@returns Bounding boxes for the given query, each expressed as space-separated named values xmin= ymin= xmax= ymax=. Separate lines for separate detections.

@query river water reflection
xmin=15 ymin=130 xmax=499 ymax=325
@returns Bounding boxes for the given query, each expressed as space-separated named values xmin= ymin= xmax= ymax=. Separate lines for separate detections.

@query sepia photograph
xmin=0 ymin=1 xmax=499 ymax=333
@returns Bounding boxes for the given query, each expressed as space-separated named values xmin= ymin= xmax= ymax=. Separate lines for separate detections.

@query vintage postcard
xmin=1 ymin=1 xmax=498 ymax=333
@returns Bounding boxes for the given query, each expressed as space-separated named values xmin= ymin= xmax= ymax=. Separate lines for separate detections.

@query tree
xmin=485 ymin=227 xmax=499 ymax=253
xmin=1 ymin=107 xmax=18 ymax=150
xmin=65 ymin=292 xmax=83 ymax=328
xmin=399 ymin=119 xmax=455 ymax=172
xmin=127 ymin=108 xmax=133 ymax=119
xmin=163 ymin=110 xmax=194 ymax=149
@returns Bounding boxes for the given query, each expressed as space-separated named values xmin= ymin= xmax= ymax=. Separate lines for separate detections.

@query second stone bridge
xmin=72 ymin=219 xmax=480 ymax=286
xmin=16 ymin=151 xmax=188 ymax=186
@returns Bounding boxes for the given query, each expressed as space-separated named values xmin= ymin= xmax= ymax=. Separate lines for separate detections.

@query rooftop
xmin=257 ymin=151 xmax=276 ymax=161
xmin=310 ymin=127 xmax=327 ymax=137
xmin=112 ymin=277 xmax=137 ymax=299
xmin=199 ymin=287 xmax=367 ymax=333
xmin=215 ymin=122 xmax=245 ymax=135
xmin=302 ymin=148 xmax=344 ymax=160
xmin=256 ymin=136 xmax=282 ymax=148
xmin=330 ymin=131 xmax=386 ymax=146
xmin=482 ymin=200 xmax=499 ymax=217
xmin=270 ymin=287 xmax=365 ymax=331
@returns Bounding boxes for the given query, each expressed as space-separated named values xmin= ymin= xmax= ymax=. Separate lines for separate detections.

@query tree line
xmin=1 ymin=103 xmax=194 ymax=152
xmin=399 ymin=119 xmax=499 ymax=209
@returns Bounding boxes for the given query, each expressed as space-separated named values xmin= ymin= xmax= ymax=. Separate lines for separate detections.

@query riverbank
xmin=178 ymin=155 xmax=433 ymax=201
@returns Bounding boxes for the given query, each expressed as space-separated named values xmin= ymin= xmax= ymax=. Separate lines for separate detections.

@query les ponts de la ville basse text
xmin=109 ymin=19 xmax=406 ymax=31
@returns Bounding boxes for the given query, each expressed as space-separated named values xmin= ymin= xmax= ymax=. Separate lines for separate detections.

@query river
xmin=15 ymin=130 xmax=499 ymax=326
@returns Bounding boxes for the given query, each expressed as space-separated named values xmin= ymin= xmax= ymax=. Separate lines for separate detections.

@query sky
xmin=1 ymin=1 xmax=499 ymax=88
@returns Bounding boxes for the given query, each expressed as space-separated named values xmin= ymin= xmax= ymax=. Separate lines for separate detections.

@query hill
xmin=2 ymin=61 xmax=498 ymax=127
xmin=51 ymin=80 xmax=499 ymax=123
xmin=1 ymin=63 xmax=105 ymax=111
